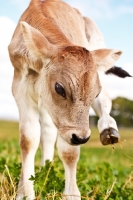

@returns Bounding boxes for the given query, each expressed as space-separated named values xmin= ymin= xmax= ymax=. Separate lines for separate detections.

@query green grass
xmin=0 ymin=120 xmax=133 ymax=199
xmin=0 ymin=120 xmax=19 ymax=140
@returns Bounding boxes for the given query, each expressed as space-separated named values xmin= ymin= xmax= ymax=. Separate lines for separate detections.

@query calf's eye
xmin=55 ymin=82 xmax=66 ymax=98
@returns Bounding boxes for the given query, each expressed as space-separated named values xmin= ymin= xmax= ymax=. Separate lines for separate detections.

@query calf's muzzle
xmin=71 ymin=134 xmax=90 ymax=145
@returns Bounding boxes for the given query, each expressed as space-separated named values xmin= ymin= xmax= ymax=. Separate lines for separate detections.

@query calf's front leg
xmin=16 ymin=108 xmax=40 ymax=200
xmin=57 ymin=136 xmax=81 ymax=200
xmin=92 ymin=85 xmax=120 ymax=145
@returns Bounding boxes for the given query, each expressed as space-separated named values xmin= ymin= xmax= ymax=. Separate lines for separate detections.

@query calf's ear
xmin=91 ymin=49 xmax=122 ymax=71
xmin=20 ymin=21 xmax=56 ymax=61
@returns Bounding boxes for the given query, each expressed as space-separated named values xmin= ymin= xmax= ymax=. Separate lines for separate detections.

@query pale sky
xmin=0 ymin=0 xmax=133 ymax=120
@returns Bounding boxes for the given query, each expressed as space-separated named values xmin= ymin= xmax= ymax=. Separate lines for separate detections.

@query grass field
xmin=0 ymin=120 xmax=133 ymax=200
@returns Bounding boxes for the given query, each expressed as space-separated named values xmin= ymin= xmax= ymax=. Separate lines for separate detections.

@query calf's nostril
xmin=71 ymin=134 xmax=90 ymax=145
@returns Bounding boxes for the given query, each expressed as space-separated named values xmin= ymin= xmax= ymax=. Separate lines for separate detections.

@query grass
xmin=0 ymin=120 xmax=133 ymax=199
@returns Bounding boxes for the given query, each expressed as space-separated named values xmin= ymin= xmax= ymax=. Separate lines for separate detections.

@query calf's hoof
xmin=100 ymin=128 xmax=120 ymax=145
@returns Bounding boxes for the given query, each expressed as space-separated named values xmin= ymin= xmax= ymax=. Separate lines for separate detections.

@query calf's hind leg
xmin=40 ymin=109 xmax=57 ymax=165
xmin=57 ymin=136 xmax=81 ymax=200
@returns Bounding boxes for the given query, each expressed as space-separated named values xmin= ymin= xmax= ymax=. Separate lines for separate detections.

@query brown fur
xmin=20 ymin=133 xmax=31 ymax=154
xmin=8 ymin=0 xmax=122 ymax=151
xmin=62 ymin=152 xmax=79 ymax=166
xmin=8 ymin=0 xmax=86 ymax=70
xmin=8 ymin=1 xmax=122 ymax=199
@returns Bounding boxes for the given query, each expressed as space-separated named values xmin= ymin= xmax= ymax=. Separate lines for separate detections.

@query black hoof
xmin=100 ymin=128 xmax=120 ymax=145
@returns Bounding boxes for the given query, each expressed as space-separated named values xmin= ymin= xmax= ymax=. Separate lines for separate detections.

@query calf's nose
xmin=71 ymin=134 xmax=90 ymax=145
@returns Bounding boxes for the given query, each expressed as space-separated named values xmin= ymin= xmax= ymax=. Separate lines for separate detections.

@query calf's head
xmin=21 ymin=22 xmax=122 ymax=145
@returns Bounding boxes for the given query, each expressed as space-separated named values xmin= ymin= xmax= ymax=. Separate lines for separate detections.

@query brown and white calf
xmin=8 ymin=0 xmax=122 ymax=199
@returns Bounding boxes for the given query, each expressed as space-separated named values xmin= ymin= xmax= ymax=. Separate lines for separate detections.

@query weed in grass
xmin=0 ymin=143 xmax=133 ymax=199
xmin=0 ymin=122 xmax=133 ymax=199
xmin=29 ymin=160 xmax=64 ymax=199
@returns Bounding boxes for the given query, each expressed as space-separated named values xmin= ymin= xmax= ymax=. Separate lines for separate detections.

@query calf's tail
xmin=105 ymin=66 xmax=132 ymax=78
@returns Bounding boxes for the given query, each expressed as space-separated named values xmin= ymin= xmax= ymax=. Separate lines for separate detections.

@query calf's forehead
xmin=58 ymin=46 xmax=95 ymax=72
xmin=49 ymin=46 xmax=97 ymax=80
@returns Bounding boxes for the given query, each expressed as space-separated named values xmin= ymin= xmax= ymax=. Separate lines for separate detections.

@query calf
xmin=8 ymin=0 xmax=122 ymax=199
